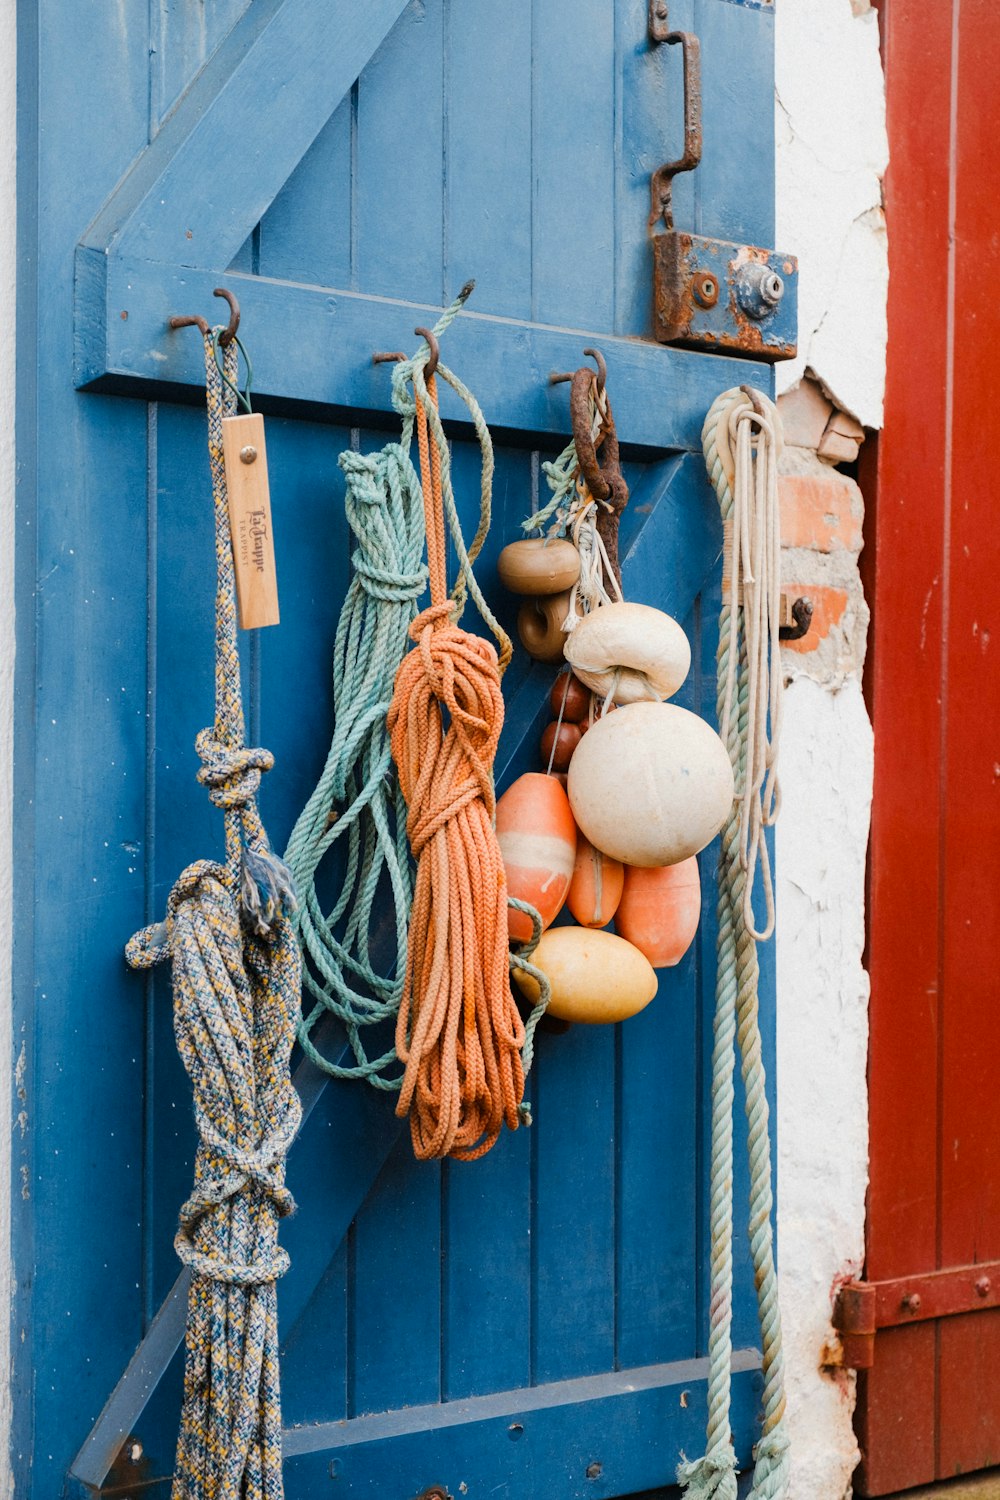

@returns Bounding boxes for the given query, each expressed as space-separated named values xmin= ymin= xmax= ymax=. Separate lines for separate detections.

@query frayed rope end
xmin=676 ymin=1448 xmax=739 ymax=1500
xmin=242 ymin=846 xmax=298 ymax=935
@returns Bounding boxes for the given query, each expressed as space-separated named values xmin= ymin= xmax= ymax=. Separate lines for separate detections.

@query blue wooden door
xmin=13 ymin=3 xmax=780 ymax=1496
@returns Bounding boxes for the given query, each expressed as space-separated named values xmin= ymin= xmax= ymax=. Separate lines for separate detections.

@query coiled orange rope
xmin=388 ymin=375 xmax=526 ymax=1161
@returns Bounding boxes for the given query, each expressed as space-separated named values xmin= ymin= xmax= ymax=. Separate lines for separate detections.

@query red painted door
xmin=860 ymin=0 xmax=1000 ymax=1492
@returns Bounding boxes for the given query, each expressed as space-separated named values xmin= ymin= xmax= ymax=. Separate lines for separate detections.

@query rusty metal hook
xmin=372 ymin=350 xmax=407 ymax=366
xmin=582 ymin=346 xmax=607 ymax=395
xmin=413 ymin=326 xmax=440 ymax=381
xmin=213 ymin=287 xmax=240 ymax=347
xmin=779 ymin=596 xmax=814 ymax=642
xmin=567 ymin=365 xmax=629 ymax=587
xmin=169 ymin=286 xmax=241 ymax=346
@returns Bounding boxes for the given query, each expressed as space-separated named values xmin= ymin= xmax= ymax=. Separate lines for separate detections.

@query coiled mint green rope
xmin=284 ymin=287 xmax=549 ymax=1087
xmin=678 ymin=388 xmax=789 ymax=1500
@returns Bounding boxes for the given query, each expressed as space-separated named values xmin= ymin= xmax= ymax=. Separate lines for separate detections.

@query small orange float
xmin=566 ymin=836 xmax=625 ymax=929
xmin=615 ymin=857 xmax=701 ymax=968
xmin=549 ymin=671 xmax=591 ymax=723
xmin=496 ymin=772 xmax=577 ymax=943
xmin=540 ymin=719 xmax=582 ymax=771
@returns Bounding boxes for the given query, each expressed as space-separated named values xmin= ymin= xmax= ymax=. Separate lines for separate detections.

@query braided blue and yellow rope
xmin=127 ymin=333 xmax=301 ymax=1500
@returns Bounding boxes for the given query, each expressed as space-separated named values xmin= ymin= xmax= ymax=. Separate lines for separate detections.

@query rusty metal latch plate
xmin=652 ymin=232 xmax=799 ymax=362
xmin=831 ymin=1258 xmax=1000 ymax=1370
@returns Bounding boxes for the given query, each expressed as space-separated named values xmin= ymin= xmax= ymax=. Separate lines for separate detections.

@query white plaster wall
xmin=777 ymin=678 xmax=872 ymax=1500
xmin=775 ymin=0 xmax=889 ymax=428
xmin=774 ymin=4 xmax=885 ymax=1498
xmin=0 ymin=0 xmax=13 ymax=1489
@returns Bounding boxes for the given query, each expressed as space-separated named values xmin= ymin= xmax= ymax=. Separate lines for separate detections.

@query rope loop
xmin=679 ymin=385 xmax=790 ymax=1500
xmin=125 ymin=332 xmax=301 ymax=1500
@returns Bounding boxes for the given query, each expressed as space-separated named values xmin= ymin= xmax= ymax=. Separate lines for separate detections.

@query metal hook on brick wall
xmin=779 ymin=596 xmax=814 ymax=642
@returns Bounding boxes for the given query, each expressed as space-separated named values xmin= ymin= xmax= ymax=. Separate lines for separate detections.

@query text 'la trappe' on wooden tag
xmin=221 ymin=412 xmax=280 ymax=629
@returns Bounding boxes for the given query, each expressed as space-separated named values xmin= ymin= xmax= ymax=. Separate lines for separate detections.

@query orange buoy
xmin=567 ymin=836 xmax=625 ymax=929
xmin=496 ymin=772 xmax=577 ymax=943
xmin=615 ymin=857 xmax=701 ymax=968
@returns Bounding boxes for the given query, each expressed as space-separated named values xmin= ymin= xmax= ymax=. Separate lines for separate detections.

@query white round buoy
xmin=567 ymin=701 xmax=734 ymax=867
xmin=563 ymin=601 xmax=691 ymax=703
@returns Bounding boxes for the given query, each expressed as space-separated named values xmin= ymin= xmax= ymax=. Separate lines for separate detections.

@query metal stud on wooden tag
xmin=221 ymin=412 xmax=280 ymax=629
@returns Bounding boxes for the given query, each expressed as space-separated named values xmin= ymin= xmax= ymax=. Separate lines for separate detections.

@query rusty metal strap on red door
xmin=833 ymin=1260 xmax=1000 ymax=1369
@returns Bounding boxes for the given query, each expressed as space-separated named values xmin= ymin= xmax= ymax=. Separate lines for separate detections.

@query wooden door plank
xmin=92 ymin=0 xmax=411 ymax=272
xmin=531 ymin=0 xmax=615 ymax=329
xmin=445 ymin=0 xmax=533 ymax=321
xmin=355 ymin=0 xmax=445 ymax=306
xmin=350 ymin=1143 xmax=444 ymax=1414
xmin=936 ymin=0 xmax=1000 ymax=1476
xmin=866 ymin=0 xmax=952 ymax=1290
xmin=256 ymin=100 xmax=355 ymax=288
xmin=857 ymin=1327 xmax=937 ymax=1497
xmin=441 ymin=1132 xmax=533 ymax=1400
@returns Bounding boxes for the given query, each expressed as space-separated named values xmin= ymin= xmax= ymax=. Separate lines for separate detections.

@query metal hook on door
xmin=413 ymin=326 xmax=440 ymax=381
xmin=549 ymin=346 xmax=607 ymax=394
xmin=169 ymin=286 xmax=241 ymax=346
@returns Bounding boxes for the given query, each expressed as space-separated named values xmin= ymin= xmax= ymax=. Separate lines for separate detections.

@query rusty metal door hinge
xmin=830 ymin=1260 xmax=1000 ymax=1370
xmin=647 ymin=5 xmax=798 ymax=362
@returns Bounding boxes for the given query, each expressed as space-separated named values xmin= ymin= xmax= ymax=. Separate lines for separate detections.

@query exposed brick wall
xmin=778 ymin=443 xmax=869 ymax=683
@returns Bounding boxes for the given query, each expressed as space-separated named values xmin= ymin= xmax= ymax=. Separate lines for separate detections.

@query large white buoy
xmin=563 ymin=601 xmax=691 ymax=703
xmin=512 ymin=925 xmax=657 ymax=1024
xmin=567 ymin=701 xmax=734 ymax=867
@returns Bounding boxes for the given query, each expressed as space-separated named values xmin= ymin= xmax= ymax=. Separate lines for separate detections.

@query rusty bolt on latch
xmin=735 ymin=263 xmax=785 ymax=322
xmin=976 ymin=1275 xmax=992 ymax=1297
xmin=901 ymin=1292 xmax=922 ymax=1314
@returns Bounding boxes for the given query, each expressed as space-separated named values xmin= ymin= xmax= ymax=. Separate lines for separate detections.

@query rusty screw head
xmin=976 ymin=1275 xmax=992 ymax=1297
xmin=693 ymin=272 xmax=719 ymax=310
xmin=901 ymin=1292 xmax=922 ymax=1314
xmin=239 ymin=445 xmax=258 ymax=465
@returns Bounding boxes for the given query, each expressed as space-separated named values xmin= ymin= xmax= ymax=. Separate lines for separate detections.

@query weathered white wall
xmin=0 ymin=0 xmax=14 ymax=1486
xmin=774 ymin=3 xmax=886 ymax=1499
xmin=775 ymin=0 xmax=888 ymax=427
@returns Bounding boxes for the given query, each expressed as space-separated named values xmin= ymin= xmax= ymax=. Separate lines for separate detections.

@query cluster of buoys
xmin=495 ymin=552 xmax=735 ymax=1026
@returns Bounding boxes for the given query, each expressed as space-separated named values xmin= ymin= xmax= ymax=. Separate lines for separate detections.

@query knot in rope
xmin=341 ymin=445 xmax=430 ymax=605
xmin=126 ymin=332 xmax=301 ymax=1500
xmin=195 ymin=731 xmax=274 ymax=811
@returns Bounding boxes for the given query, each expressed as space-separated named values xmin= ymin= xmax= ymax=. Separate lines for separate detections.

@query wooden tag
xmin=221 ymin=412 xmax=280 ymax=629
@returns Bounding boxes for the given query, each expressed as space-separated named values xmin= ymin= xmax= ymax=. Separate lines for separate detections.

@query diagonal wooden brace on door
xmin=69 ymin=451 xmax=723 ymax=1496
xmin=81 ymin=0 xmax=412 ymax=271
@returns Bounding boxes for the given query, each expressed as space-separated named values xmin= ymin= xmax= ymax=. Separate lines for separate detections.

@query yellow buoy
xmin=513 ymin=925 xmax=657 ymax=1024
